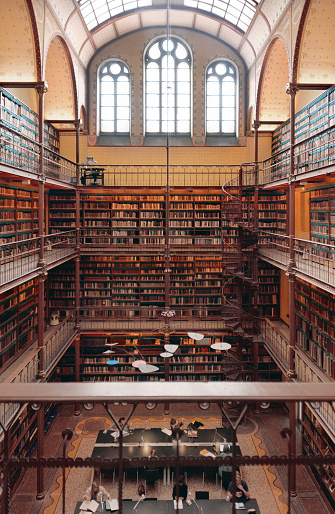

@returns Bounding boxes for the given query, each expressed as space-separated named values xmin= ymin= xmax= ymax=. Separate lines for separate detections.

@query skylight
xmin=78 ymin=0 xmax=153 ymax=31
xmin=77 ymin=0 xmax=257 ymax=32
xmin=184 ymin=0 xmax=257 ymax=32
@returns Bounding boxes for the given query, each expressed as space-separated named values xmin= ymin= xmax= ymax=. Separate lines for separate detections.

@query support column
xmin=74 ymin=334 xmax=81 ymax=416
xmin=37 ymin=270 xmax=47 ymax=378
xmin=286 ymin=83 xmax=299 ymax=498
xmin=36 ymin=404 xmax=45 ymax=500
xmin=74 ymin=120 xmax=81 ymax=415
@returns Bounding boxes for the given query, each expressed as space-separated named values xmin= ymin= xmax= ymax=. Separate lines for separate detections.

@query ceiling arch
xmin=0 ymin=0 xmax=39 ymax=81
xmin=297 ymin=0 xmax=335 ymax=83
xmin=256 ymin=36 xmax=289 ymax=126
xmin=45 ymin=36 xmax=77 ymax=120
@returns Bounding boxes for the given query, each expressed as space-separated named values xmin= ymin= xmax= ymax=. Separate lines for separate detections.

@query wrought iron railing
xmin=0 ymin=230 xmax=76 ymax=291
xmin=0 ymin=122 xmax=76 ymax=184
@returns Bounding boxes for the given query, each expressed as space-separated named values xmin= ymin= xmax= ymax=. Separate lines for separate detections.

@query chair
xmin=195 ymin=491 xmax=209 ymax=500
xmin=145 ymin=468 xmax=159 ymax=487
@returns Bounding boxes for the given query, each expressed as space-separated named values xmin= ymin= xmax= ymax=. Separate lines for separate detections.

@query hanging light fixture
xmin=160 ymin=351 xmax=174 ymax=358
xmin=138 ymin=363 xmax=160 ymax=373
xmin=164 ymin=344 xmax=178 ymax=353
xmin=188 ymin=332 xmax=204 ymax=341
xmin=211 ymin=342 xmax=232 ymax=351
xmin=132 ymin=359 xmax=147 ymax=368
xmin=107 ymin=359 xmax=119 ymax=365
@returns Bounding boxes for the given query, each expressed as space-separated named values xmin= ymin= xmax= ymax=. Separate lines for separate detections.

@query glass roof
xmin=78 ymin=0 xmax=258 ymax=32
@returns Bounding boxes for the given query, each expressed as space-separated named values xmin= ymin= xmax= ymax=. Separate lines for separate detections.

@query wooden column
xmin=74 ymin=120 xmax=81 ymax=415
xmin=252 ymin=121 xmax=260 ymax=383
xmin=36 ymin=404 xmax=45 ymax=500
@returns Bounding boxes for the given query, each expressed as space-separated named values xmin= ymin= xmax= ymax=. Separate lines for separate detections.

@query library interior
xmin=0 ymin=0 xmax=335 ymax=512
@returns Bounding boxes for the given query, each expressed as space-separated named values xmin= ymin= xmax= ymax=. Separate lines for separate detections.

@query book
xmin=174 ymin=499 xmax=183 ymax=510
xmin=106 ymin=498 xmax=119 ymax=511
xmin=162 ymin=427 xmax=172 ymax=436
xmin=234 ymin=502 xmax=245 ymax=510
xmin=79 ymin=499 xmax=99 ymax=512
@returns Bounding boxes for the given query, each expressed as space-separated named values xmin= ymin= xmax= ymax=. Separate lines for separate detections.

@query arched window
xmin=206 ymin=61 xmax=236 ymax=135
xmin=100 ymin=61 xmax=130 ymax=134
xmin=145 ymin=37 xmax=191 ymax=134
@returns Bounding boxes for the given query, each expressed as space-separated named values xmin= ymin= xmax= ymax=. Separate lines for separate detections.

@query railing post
xmin=36 ymin=403 xmax=45 ymax=500
xmin=37 ymin=269 xmax=47 ymax=379
xmin=74 ymin=335 xmax=81 ymax=416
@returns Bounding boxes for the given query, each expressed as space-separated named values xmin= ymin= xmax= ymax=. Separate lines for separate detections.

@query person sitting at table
xmin=218 ymin=443 xmax=233 ymax=490
xmin=227 ymin=472 xmax=250 ymax=502
xmin=172 ymin=476 xmax=188 ymax=500
xmin=84 ymin=481 xmax=111 ymax=501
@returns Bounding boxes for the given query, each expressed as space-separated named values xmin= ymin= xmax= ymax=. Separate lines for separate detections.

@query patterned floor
xmin=9 ymin=403 xmax=332 ymax=513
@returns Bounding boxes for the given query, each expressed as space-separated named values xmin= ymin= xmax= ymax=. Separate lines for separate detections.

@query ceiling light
xmin=188 ymin=332 xmax=204 ymax=341
xmin=145 ymin=402 xmax=157 ymax=410
xmin=198 ymin=402 xmax=210 ymax=410
xmin=211 ymin=342 xmax=232 ymax=351
xmin=83 ymin=403 xmax=95 ymax=410
xmin=164 ymin=344 xmax=178 ymax=353
xmin=138 ymin=363 xmax=159 ymax=373
xmin=31 ymin=402 xmax=41 ymax=411
xmin=103 ymin=350 xmax=115 ymax=354
xmin=160 ymin=352 xmax=173 ymax=358
xmin=259 ymin=402 xmax=270 ymax=409
xmin=132 ymin=359 xmax=146 ymax=368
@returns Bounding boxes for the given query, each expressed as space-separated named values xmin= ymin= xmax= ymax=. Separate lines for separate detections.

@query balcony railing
xmin=0 ymin=312 xmax=77 ymax=430
xmin=258 ymin=230 xmax=335 ymax=291
xmin=0 ymin=122 xmax=76 ymax=184
xmin=0 ymin=230 xmax=76 ymax=291
xmin=260 ymin=318 xmax=335 ymax=438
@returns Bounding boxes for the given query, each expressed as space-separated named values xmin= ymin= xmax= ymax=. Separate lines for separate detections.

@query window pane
xmin=147 ymin=107 xmax=160 ymax=120
xmin=177 ymin=120 xmax=190 ymax=132
xmin=222 ymin=107 xmax=235 ymax=120
xmin=162 ymin=108 xmax=175 ymax=122
xmin=222 ymin=120 xmax=235 ymax=132
xmin=147 ymin=94 xmax=160 ymax=107
xmin=175 ymin=42 xmax=188 ymax=60
xmin=215 ymin=63 xmax=226 ymax=75
xmin=207 ymin=78 xmax=220 ymax=95
xmin=207 ymin=120 xmax=220 ymax=133
xmin=147 ymin=66 xmax=159 ymax=82
xmin=147 ymin=120 xmax=159 ymax=132
xmin=177 ymin=108 xmax=190 ymax=121
xmin=177 ymin=66 xmax=190 ymax=82
xmin=207 ymin=96 xmax=218 ymax=108
xmin=177 ymin=94 xmax=190 ymax=107
xmin=101 ymin=95 xmax=114 ymax=106
xmin=207 ymin=107 xmax=219 ymax=121
xmin=148 ymin=42 xmax=161 ymax=59
xmin=147 ymin=82 xmax=159 ymax=94
xmin=117 ymin=119 xmax=129 ymax=132
xmin=110 ymin=63 xmax=121 ymax=74
xmin=101 ymin=120 xmax=114 ymax=132
xmin=162 ymin=94 xmax=175 ymax=108
xmin=162 ymin=119 xmax=175 ymax=132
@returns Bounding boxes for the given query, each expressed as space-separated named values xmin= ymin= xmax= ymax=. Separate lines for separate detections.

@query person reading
xmin=84 ymin=481 xmax=111 ymax=502
xmin=227 ymin=472 xmax=250 ymax=502
xmin=172 ymin=476 xmax=188 ymax=500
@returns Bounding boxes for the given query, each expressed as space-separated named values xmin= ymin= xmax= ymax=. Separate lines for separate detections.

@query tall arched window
xmin=100 ymin=61 xmax=130 ymax=134
xmin=206 ymin=61 xmax=236 ymax=135
xmin=145 ymin=37 xmax=191 ymax=134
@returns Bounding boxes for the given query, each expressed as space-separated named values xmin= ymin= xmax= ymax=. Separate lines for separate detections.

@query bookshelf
xmin=48 ymin=260 xmax=76 ymax=318
xmin=295 ymin=278 xmax=335 ymax=379
xmin=257 ymin=260 xmax=280 ymax=318
xmin=0 ymin=183 xmax=38 ymax=245
xmin=272 ymin=86 xmax=335 ymax=169
xmin=258 ymin=191 xmax=287 ymax=234
xmin=0 ymin=87 xmax=59 ymax=172
xmin=302 ymin=403 xmax=335 ymax=509
xmin=0 ymin=278 xmax=38 ymax=371
xmin=48 ymin=190 xmax=76 ymax=233
xmin=309 ymin=185 xmax=335 ymax=246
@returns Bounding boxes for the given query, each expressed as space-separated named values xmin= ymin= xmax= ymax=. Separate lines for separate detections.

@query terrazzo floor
xmin=9 ymin=403 xmax=333 ymax=514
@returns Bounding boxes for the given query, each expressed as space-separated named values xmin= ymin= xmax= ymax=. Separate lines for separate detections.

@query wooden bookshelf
xmin=0 ymin=183 xmax=38 ymax=245
xmin=0 ymin=278 xmax=38 ymax=370
xmin=295 ymin=278 xmax=335 ymax=379
xmin=257 ymin=260 xmax=280 ymax=318
xmin=48 ymin=190 xmax=76 ymax=233
xmin=302 ymin=403 xmax=335 ymax=509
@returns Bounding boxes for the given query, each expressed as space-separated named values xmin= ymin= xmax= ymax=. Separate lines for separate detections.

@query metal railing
xmin=258 ymin=230 xmax=335 ymax=290
xmin=0 ymin=230 xmax=76 ymax=290
xmin=0 ymin=122 xmax=76 ymax=184
xmin=0 ymin=312 xmax=76 ymax=431
xmin=81 ymin=164 xmax=240 ymax=188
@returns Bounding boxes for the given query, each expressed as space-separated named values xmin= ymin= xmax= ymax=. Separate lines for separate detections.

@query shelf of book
xmin=0 ymin=183 xmax=39 ymax=245
xmin=49 ymin=190 xmax=76 ymax=233
xmin=295 ymin=278 xmax=335 ymax=379
xmin=302 ymin=403 xmax=335 ymax=509
xmin=0 ymin=278 xmax=38 ymax=371
xmin=272 ymin=86 xmax=335 ymax=155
